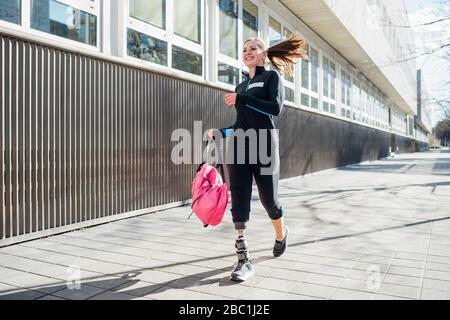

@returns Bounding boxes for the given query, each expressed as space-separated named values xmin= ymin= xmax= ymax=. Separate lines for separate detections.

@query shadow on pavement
xmin=1 ymin=212 xmax=449 ymax=299
xmin=272 ymin=180 xmax=450 ymax=201
xmin=0 ymin=254 xmax=275 ymax=300
xmin=337 ymin=151 xmax=450 ymax=175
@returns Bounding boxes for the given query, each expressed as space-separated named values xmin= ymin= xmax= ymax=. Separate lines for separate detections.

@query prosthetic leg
xmin=230 ymin=230 xmax=254 ymax=282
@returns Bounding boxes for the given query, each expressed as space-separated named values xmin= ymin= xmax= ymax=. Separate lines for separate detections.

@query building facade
xmin=0 ymin=0 xmax=430 ymax=245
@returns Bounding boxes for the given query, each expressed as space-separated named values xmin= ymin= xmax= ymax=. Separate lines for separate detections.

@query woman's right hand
xmin=224 ymin=93 xmax=237 ymax=106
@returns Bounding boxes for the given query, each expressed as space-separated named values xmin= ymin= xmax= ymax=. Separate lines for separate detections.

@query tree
xmin=431 ymin=98 xmax=450 ymax=118
xmin=397 ymin=0 xmax=450 ymax=128
xmin=394 ymin=1 xmax=450 ymax=64
xmin=435 ymin=119 xmax=450 ymax=142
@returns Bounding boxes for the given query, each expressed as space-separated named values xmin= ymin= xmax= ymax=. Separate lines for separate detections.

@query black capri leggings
xmin=226 ymin=148 xmax=283 ymax=230
xmin=223 ymin=131 xmax=283 ymax=230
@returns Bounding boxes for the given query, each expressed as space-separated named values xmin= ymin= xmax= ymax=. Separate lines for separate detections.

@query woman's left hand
xmin=224 ymin=93 xmax=237 ymax=106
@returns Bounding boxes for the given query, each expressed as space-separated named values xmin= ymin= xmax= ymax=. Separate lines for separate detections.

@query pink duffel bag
xmin=190 ymin=157 xmax=228 ymax=228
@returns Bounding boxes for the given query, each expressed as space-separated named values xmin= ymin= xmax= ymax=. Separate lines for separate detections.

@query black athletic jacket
xmin=220 ymin=66 xmax=284 ymax=138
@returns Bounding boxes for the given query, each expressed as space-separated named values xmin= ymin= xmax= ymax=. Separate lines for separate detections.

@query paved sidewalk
xmin=1 ymin=150 xmax=449 ymax=300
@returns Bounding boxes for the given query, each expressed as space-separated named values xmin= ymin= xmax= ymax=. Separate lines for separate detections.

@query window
xmin=218 ymin=63 xmax=240 ymax=86
xmin=346 ymin=75 xmax=351 ymax=106
xmin=243 ymin=0 xmax=258 ymax=41
xmin=322 ymin=56 xmax=336 ymax=114
xmin=285 ymin=87 xmax=295 ymax=102
xmin=300 ymin=43 xmax=319 ymax=109
xmin=218 ymin=0 xmax=238 ymax=84
xmin=301 ymin=44 xmax=309 ymax=90
xmin=172 ymin=45 xmax=202 ymax=76
xmin=268 ymin=16 xmax=281 ymax=47
xmin=219 ymin=0 xmax=238 ymax=60
xmin=301 ymin=93 xmax=310 ymax=107
xmin=127 ymin=28 xmax=168 ymax=66
xmin=340 ymin=70 xmax=352 ymax=119
xmin=323 ymin=57 xmax=329 ymax=98
xmin=379 ymin=93 xmax=389 ymax=129
xmin=392 ymin=108 xmax=407 ymax=135
xmin=283 ymin=28 xmax=294 ymax=83
xmin=368 ymin=87 xmax=375 ymax=125
xmin=330 ymin=62 xmax=336 ymax=100
xmin=0 ymin=0 xmax=20 ymax=24
xmin=217 ymin=0 xmax=259 ymax=86
xmin=174 ymin=0 xmax=201 ymax=43
xmin=330 ymin=104 xmax=336 ymax=114
xmin=310 ymin=48 xmax=318 ymax=93
xmin=128 ymin=0 xmax=204 ymax=77
xmin=129 ymin=0 xmax=166 ymax=30
xmin=374 ymin=92 xmax=380 ymax=127
xmin=323 ymin=101 xmax=335 ymax=114
xmin=352 ymin=81 xmax=361 ymax=122
xmin=264 ymin=16 xmax=296 ymax=103
xmin=311 ymin=97 xmax=318 ymax=109
xmin=361 ymin=84 xmax=369 ymax=124
xmin=267 ymin=17 xmax=295 ymax=102
xmin=31 ymin=0 xmax=98 ymax=46
xmin=282 ymin=27 xmax=295 ymax=102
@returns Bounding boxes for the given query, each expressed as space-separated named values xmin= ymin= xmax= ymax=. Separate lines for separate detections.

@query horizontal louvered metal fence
xmin=0 ymin=33 xmax=235 ymax=245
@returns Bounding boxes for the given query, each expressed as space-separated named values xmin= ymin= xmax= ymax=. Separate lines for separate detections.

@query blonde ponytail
xmin=267 ymin=34 xmax=308 ymax=76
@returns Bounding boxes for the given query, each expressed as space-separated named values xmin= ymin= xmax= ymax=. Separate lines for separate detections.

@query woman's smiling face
xmin=243 ymin=39 xmax=266 ymax=68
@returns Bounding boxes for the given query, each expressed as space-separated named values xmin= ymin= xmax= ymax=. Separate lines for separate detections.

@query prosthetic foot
xmin=230 ymin=237 xmax=254 ymax=282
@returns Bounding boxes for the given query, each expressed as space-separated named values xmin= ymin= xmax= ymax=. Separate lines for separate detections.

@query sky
xmin=404 ymin=0 xmax=450 ymax=127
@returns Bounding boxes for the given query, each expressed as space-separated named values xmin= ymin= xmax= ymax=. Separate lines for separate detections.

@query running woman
xmin=208 ymin=35 xmax=307 ymax=281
